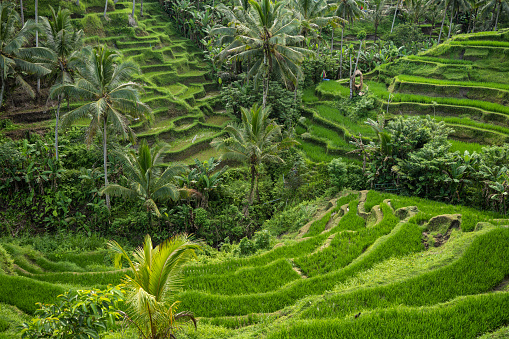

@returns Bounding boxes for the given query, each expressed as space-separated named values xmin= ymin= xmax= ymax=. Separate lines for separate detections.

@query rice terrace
xmin=0 ymin=0 xmax=508 ymax=337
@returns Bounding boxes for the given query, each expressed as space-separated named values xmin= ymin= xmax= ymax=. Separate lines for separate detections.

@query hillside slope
xmin=299 ymin=29 xmax=509 ymax=161
xmin=3 ymin=0 xmax=229 ymax=164
xmin=1 ymin=190 xmax=508 ymax=338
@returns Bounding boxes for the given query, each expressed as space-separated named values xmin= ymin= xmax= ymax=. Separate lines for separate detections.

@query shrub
xmin=19 ymin=285 xmax=125 ymax=339
xmin=82 ymin=15 xmax=104 ymax=37
xmin=328 ymin=159 xmax=348 ymax=190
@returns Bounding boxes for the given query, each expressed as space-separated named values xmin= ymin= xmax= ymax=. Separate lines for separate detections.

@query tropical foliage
xmin=212 ymin=103 xmax=297 ymax=213
xmin=52 ymin=46 xmax=151 ymax=207
xmin=108 ymin=234 xmax=200 ymax=339
xmin=100 ymin=140 xmax=186 ymax=217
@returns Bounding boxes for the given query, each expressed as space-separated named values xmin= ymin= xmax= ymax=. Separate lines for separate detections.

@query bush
xmin=220 ymin=79 xmax=301 ymax=127
xmin=19 ymin=285 xmax=125 ymax=338
xmin=82 ymin=15 xmax=104 ymax=37
xmin=328 ymin=159 xmax=348 ymax=190
xmin=385 ymin=23 xmax=426 ymax=52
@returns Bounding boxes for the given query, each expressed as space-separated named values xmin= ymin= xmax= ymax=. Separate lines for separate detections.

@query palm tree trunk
xmin=243 ymin=164 xmax=257 ymax=216
xmin=494 ymin=1 xmax=500 ymax=31
xmin=0 ymin=78 xmax=4 ymax=108
xmin=36 ymin=0 xmax=40 ymax=95
xmin=339 ymin=27 xmax=344 ymax=79
xmin=330 ymin=27 xmax=334 ymax=54
xmin=262 ymin=52 xmax=269 ymax=108
xmin=472 ymin=8 xmax=477 ymax=33
xmin=77 ymin=0 xmax=79 ymax=6
xmin=447 ymin=4 xmax=454 ymax=39
xmin=263 ymin=77 xmax=268 ymax=109
xmin=20 ymin=0 xmax=24 ymax=25
xmin=141 ymin=0 xmax=144 ymax=16
xmin=55 ymin=95 xmax=61 ymax=161
xmin=104 ymin=0 xmax=108 ymax=17
xmin=103 ymin=119 xmax=110 ymax=208
xmin=349 ymin=52 xmax=353 ymax=99
xmin=438 ymin=3 xmax=448 ymax=44
xmin=132 ymin=0 xmax=136 ymax=17
xmin=391 ymin=0 xmax=400 ymax=33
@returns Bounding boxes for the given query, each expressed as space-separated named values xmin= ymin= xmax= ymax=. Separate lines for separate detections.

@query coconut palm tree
xmin=42 ymin=6 xmax=83 ymax=161
xmin=390 ymin=0 xmax=404 ymax=33
xmin=100 ymin=140 xmax=187 ymax=218
xmin=211 ymin=103 xmax=297 ymax=215
xmin=369 ymin=0 xmax=388 ymax=43
xmin=291 ymin=0 xmax=342 ymax=51
xmin=335 ymin=0 xmax=363 ymax=78
xmin=0 ymin=3 xmax=52 ymax=107
xmin=51 ymin=46 xmax=151 ymax=208
xmin=482 ymin=0 xmax=508 ymax=31
xmin=108 ymin=234 xmax=200 ymax=339
xmin=212 ymin=0 xmax=313 ymax=108
xmin=447 ymin=0 xmax=470 ymax=38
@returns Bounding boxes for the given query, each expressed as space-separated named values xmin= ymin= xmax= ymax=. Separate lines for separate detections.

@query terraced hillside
xmin=5 ymin=0 xmax=229 ymax=164
xmin=301 ymin=29 xmax=509 ymax=160
xmin=1 ymin=190 xmax=509 ymax=338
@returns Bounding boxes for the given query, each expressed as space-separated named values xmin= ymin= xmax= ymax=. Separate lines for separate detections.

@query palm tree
xmin=390 ymin=0 xmax=404 ymax=33
xmin=434 ymin=0 xmax=450 ymax=44
xmin=335 ymin=0 xmax=363 ymax=79
xmin=212 ymin=0 xmax=313 ymax=108
xmin=108 ymin=234 xmax=200 ymax=339
xmin=0 ymin=3 xmax=52 ymax=107
xmin=369 ymin=0 xmax=388 ymax=43
xmin=291 ymin=0 xmax=342 ymax=52
xmin=211 ymin=103 xmax=297 ymax=215
xmin=177 ymin=157 xmax=228 ymax=208
xmin=51 ymin=46 xmax=151 ymax=208
xmin=447 ymin=0 xmax=470 ymax=38
xmin=42 ymin=6 xmax=83 ymax=161
xmin=483 ymin=0 xmax=508 ymax=30
xmin=100 ymin=140 xmax=187 ymax=218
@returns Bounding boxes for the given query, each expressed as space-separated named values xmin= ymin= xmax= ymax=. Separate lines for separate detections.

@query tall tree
xmin=212 ymin=0 xmax=313 ymax=108
xmin=435 ymin=0 xmax=449 ymax=44
xmin=108 ymin=234 xmax=200 ymax=339
xmin=36 ymin=0 xmax=40 ymax=94
xmin=291 ymin=0 xmax=341 ymax=46
xmin=42 ymin=6 xmax=83 ymax=161
xmin=369 ymin=0 xmax=387 ymax=43
xmin=52 ymin=46 xmax=151 ymax=208
xmin=447 ymin=0 xmax=470 ymax=38
xmin=211 ymin=103 xmax=297 ymax=215
xmin=0 ymin=3 xmax=52 ymax=107
xmin=100 ymin=140 xmax=187 ymax=217
xmin=391 ymin=0 xmax=403 ymax=32
xmin=483 ymin=0 xmax=508 ymax=30
xmin=335 ymin=0 xmax=362 ymax=78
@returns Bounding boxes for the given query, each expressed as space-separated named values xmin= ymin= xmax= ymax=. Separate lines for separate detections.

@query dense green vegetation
xmin=0 ymin=0 xmax=508 ymax=336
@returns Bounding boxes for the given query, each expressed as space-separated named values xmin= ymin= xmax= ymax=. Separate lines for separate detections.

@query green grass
xmin=269 ymin=292 xmax=509 ymax=339
xmin=434 ymin=116 xmax=509 ymax=136
xmin=301 ymin=227 xmax=509 ymax=320
xmin=450 ymin=40 xmax=509 ymax=47
xmin=307 ymin=123 xmax=354 ymax=150
xmin=297 ymin=138 xmax=337 ymax=163
xmin=314 ymin=105 xmax=377 ymax=137
xmin=397 ymin=75 xmax=509 ymax=91
xmin=305 ymin=194 xmax=359 ymax=237
xmin=448 ymin=139 xmax=485 ymax=154
xmin=406 ymin=55 xmax=474 ymax=65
